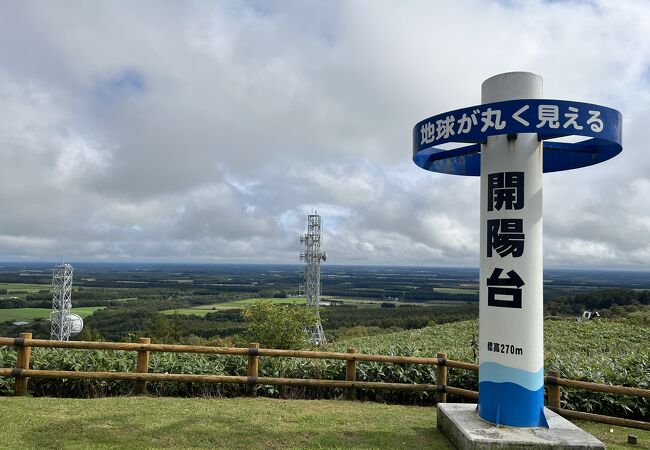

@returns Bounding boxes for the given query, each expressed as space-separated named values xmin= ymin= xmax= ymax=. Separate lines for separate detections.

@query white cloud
xmin=0 ymin=0 xmax=648 ymax=267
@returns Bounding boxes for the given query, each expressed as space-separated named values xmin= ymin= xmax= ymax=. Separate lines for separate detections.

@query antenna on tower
xmin=299 ymin=212 xmax=327 ymax=345
xmin=50 ymin=263 xmax=83 ymax=341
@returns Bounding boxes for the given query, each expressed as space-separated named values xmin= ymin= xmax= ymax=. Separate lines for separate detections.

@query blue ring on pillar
xmin=412 ymin=99 xmax=622 ymax=176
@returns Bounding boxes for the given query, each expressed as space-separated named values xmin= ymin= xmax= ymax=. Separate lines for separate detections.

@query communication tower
xmin=50 ymin=263 xmax=83 ymax=341
xmin=300 ymin=213 xmax=327 ymax=345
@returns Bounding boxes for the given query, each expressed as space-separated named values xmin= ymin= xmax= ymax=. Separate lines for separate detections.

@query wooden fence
xmin=1 ymin=332 xmax=648 ymax=431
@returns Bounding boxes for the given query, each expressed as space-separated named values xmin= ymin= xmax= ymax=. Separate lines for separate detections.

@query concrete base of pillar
xmin=437 ymin=403 xmax=605 ymax=449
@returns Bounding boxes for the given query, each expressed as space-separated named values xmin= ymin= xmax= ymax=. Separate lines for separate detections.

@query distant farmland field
xmin=162 ymin=297 xmax=306 ymax=315
xmin=0 ymin=283 xmax=50 ymax=295
xmin=432 ymin=287 xmax=478 ymax=295
xmin=0 ymin=307 xmax=104 ymax=322
xmin=160 ymin=296 xmax=466 ymax=316
xmin=0 ymin=282 xmax=49 ymax=290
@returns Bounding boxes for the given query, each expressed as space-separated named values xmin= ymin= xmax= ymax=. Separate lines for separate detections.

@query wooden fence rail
xmin=0 ymin=334 xmax=648 ymax=431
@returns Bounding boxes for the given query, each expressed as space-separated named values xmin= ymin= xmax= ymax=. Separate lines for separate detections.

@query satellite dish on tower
xmin=67 ymin=314 xmax=84 ymax=335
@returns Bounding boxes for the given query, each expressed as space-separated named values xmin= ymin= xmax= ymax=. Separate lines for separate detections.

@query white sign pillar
xmin=413 ymin=70 xmax=622 ymax=428
xmin=478 ymin=72 xmax=546 ymax=426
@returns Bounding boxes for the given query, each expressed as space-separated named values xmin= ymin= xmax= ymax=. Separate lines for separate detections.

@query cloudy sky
xmin=0 ymin=0 xmax=649 ymax=268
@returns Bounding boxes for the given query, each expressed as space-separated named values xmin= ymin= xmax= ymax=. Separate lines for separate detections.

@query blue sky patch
xmin=95 ymin=68 xmax=146 ymax=100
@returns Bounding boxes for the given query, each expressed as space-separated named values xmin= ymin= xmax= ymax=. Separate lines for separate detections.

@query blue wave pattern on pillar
xmin=478 ymin=362 xmax=547 ymax=427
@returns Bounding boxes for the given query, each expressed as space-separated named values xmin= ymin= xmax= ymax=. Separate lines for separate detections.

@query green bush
xmin=241 ymin=302 xmax=318 ymax=349
xmin=0 ymin=319 xmax=647 ymax=420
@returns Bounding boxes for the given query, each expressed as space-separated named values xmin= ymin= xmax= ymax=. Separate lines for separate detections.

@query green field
xmin=0 ymin=307 xmax=104 ymax=323
xmin=0 ymin=397 xmax=644 ymax=449
xmin=0 ymin=283 xmax=50 ymax=297
xmin=0 ymin=282 xmax=90 ymax=301
xmin=161 ymin=308 xmax=213 ymax=316
xmin=0 ymin=282 xmax=49 ymax=291
xmin=432 ymin=287 xmax=478 ymax=295
xmin=162 ymin=297 xmax=306 ymax=315
xmin=195 ymin=297 xmax=306 ymax=309
xmin=162 ymin=296 xmax=475 ymax=316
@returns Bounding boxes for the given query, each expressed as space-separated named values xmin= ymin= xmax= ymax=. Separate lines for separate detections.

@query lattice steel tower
xmin=50 ymin=263 xmax=73 ymax=341
xmin=300 ymin=213 xmax=327 ymax=345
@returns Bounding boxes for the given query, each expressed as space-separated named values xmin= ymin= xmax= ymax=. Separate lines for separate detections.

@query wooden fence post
xmin=547 ymin=370 xmax=561 ymax=410
xmin=247 ymin=343 xmax=259 ymax=396
xmin=345 ymin=348 xmax=357 ymax=400
xmin=436 ymin=352 xmax=448 ymax=404
xmin=135 ymin=337 xmax=151 ymax=394
xmin=14 ymin=332 xmax=32 ymax=396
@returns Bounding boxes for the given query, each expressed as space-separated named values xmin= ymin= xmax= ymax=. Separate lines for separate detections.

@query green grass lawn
xmin=0 ymin=307 xmax=104 ymax=322
xmin=0 ymin=397 xmax=645 ymax=450
xmin=0 ymin=397 xmax=449 ymax=449
xmin=575 ymin=421 xmax=650 ymax=450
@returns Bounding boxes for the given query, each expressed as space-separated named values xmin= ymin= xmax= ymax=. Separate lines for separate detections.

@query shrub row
xmin=1 ymin=319 xmax=647 ymax=420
